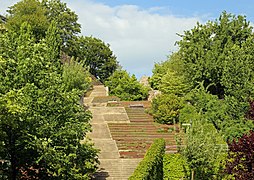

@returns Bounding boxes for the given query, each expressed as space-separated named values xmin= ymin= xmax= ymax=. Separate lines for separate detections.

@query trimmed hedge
xmin=129 ymin=138 xmax=165 ymax=180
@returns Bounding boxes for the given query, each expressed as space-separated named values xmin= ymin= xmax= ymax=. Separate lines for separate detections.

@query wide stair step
xmin=93 ymin=159 xmax=142 ymax=180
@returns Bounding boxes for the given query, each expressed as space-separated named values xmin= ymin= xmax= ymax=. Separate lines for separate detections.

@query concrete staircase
xmin=93 ymin=159 xmax=141 ymax=180
xmin=84 ymin=85 xmax=141 ymax=180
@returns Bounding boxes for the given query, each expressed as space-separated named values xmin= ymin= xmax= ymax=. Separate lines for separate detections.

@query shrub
xmin=163 ymin=154 xmax=190 ymax=180
xmin=105 ymin=70 xmax=149 ymax=101
xmin=226 ymin=131 xmax=254 ymax=179
xmin=129 ymin=139 xmax=165 ymax=180
xmin=62 ymin=58 xmax=91 ymax=93
xmin=151 ymin=94 xmax=182 ymax=124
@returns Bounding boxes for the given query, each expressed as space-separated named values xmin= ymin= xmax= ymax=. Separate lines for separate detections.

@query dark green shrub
xmin=129 ymin=138 xmax=165 ymax=180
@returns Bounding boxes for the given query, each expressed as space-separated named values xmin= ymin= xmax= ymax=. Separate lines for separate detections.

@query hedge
xmin=128 ymin=138 xmax=165 ymax=180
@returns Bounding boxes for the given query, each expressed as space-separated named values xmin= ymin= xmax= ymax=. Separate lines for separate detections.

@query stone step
xmin=92 ymin=139 xmax=120 ymax=159
xmin=89 ymin=124 xmax=111 ymax=139
xmin=112 ymin=135 xmax=175 ymax=139
xmin=93 ymin=159 xmax=141 ymax=180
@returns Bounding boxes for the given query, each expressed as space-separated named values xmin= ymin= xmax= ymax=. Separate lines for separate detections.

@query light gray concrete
xmin=89 ymin=124 xmax=112 ymax=139
xmin=85 ymin=85 xmax=141 ymax=180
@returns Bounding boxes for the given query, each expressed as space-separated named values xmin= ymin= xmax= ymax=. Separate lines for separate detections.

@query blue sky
xmin=93 ymin=0 xmax=254 ymax=19
xmin=1 ymin=0 xmax=254 ymax=79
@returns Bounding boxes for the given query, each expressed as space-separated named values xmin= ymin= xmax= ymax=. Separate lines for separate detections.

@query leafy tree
xmin=70 ymin=36 xmax=118 ymax=83
xmin=0 ymin=22 xmax=98 ymax=180
xmin=159 ymin=70 xmax=190 ymax=96
xmin=6 ymin=0 xmax=49 ymax=40
xmin=177 ymin=12 xmax=254 ymax=99
xmin=179 ymin=85 xmax=254 ymax=141
xmin=149 ymin=60 xmax=171 ymax=90
xmin=105 ymin=70 xmax=148 ymax=101
xmin=151 ymin=94 xmax=182 ymax=124
xmin=6 ymin=0 xmax=81 ymax=54
xmin=226 ymin=131 xmax=254 ymax=179
xmin=150 ymin=53 xmax=190 ymax=96
xmin=42 ymin=0 xmax=81 ymax=53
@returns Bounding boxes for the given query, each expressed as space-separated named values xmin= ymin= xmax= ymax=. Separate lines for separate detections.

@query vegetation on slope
xmin=150 ymin=12 xmax=254 ymax=179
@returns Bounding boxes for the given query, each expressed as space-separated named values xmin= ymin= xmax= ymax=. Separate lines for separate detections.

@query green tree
xmin=0 ymin=22 xmax=98 ymax=180
xmin=6 ymin=0 xmax=49 ymax=40
xmin=42 ymin=0 xmax=81 ymax=54
xmin=71 ymin=36 xmax=118 ymax=83
xmin=177 ymin=12 xmax=254 ymax=99
xmin=149 ymin=59 xmax=171 ymax=90
xmin=159 ymin=70 xmax=190 ymax=96
xmin=6 ymin=0 xmax=81 ymax=54
xmin=150 ymin=53 xmax=190 ymax=95
xmin=105 ymin=70 xmax=148 ymax=101
xmin=179 ymin=84 xmax=254 ymax=141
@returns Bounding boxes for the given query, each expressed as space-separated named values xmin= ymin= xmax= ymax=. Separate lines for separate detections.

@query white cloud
xmin=1 ymin=0 xmax=201 ymax=78
xmin=68 ymin=0 xmax=201 ymax=78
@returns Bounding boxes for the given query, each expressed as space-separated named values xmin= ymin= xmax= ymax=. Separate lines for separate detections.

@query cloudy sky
xmin=1 ymin=0 xmax=254 ymax=79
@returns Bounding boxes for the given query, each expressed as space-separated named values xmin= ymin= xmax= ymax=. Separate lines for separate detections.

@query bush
xmin=151 ymin=94 xmax=182 ymax=124
xmin=226 ymin=131 xmax=254 ymax=179
xmin=163 ymin=154 xmax=190 ymax=180
xmin=62 ymin=58 xmax=91 ymax=93
xmin=129 ymin=139 xmax=165 ymax=180
xmin=105 ymin=70 xmax=149 ymax=101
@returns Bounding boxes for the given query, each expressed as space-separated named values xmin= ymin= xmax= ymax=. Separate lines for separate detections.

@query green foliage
xmin=70 ymin=36 xmax=118 ymax=83
xmin=5 ymin=0 xmax=118 ymax=84
xmin=182 ymin=118 xmax=227 ymax=180
xmin=150 ymin=60 xmax=171 ymax=90
xmin=105 ymin=70 xmax=149 ymax=101
xmin=6 ymin=0 xmax=49 ymax=40
xmin=151 ymin=94 xmax=182 ymax=124
xmin=129 ymin=139 xmax=165 ymax=180
xmin=159 ymin=70 xmax=190 ymax=96
xmin=163 ymin=154 xmax=190 ymax=180
xmin=150 ymin=53 xmax=189 ymax=125
xmin=6 ymin=0 xmax=81 ymax=54
xmin=180 ymin=84 xmax=254 ymax=141
xmin=62 ymin=58 xmax=91 ymax=92
xmin=149 ymin=11 xmax=254 ymax=179
xmin=42 ymin=0 xmax=81 ymax=53
xmin=0 ymin=22 xmax=98 ymax=179
xmin=177 ymin=12 xmax=254 ymax=99
xmin=177 ymin=86 xmax=232 ymax=179
xmin=150 ymin=53 xmax=190 ymax=96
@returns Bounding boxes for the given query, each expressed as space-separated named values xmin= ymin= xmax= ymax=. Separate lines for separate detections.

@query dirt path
xmin=84 ymin=85 xmax=141 ymax=180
